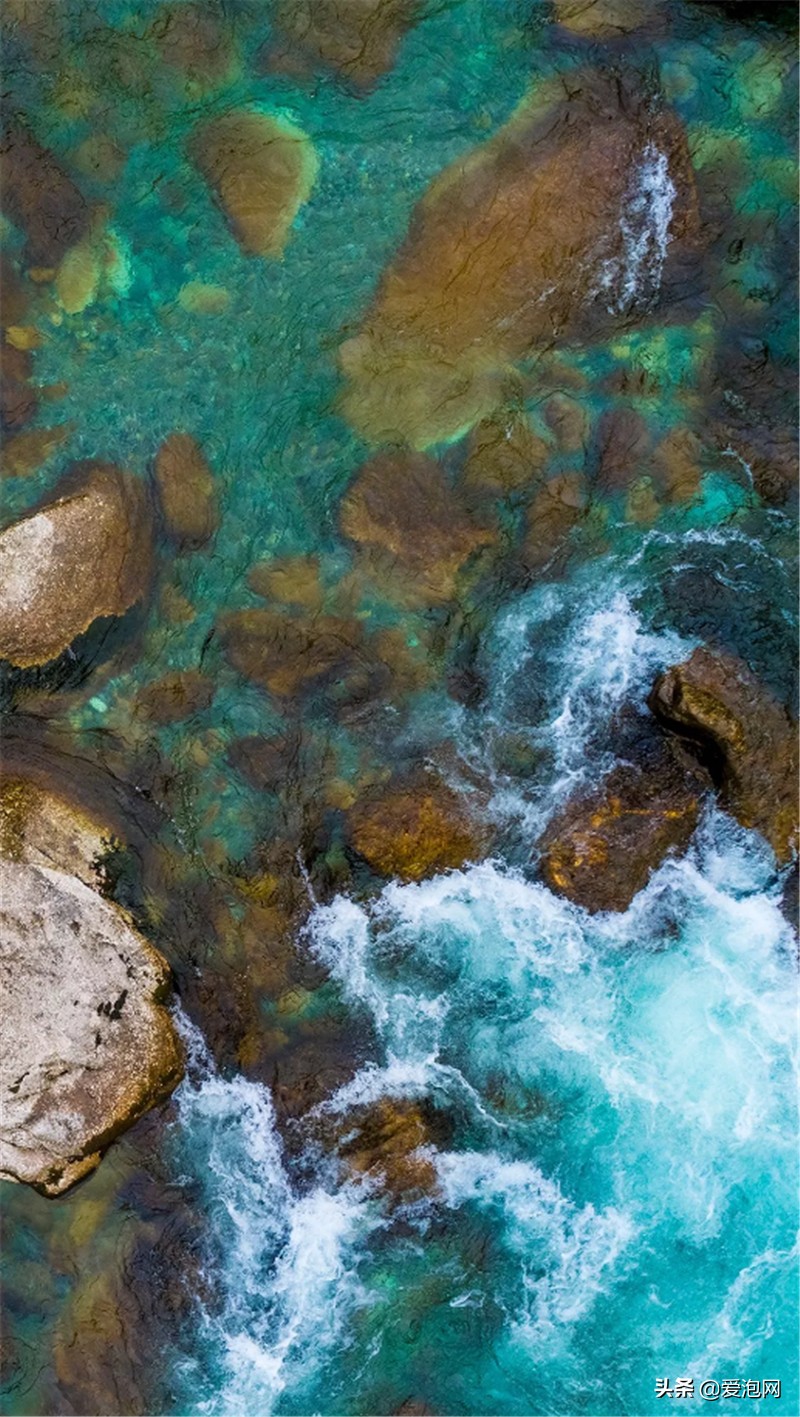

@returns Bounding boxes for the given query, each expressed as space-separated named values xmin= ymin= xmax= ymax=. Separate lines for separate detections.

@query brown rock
xmin=190 ymin=108 xmax=318 ymax=257
xmin=594 ymin=406 xmax=652 ymax=493
xmin=539 ymin=729 xmax=702 ymax=912
xmin=1 ymin=422 xmax=74 ymax=478
xmin=0 ymin=342 xmax=37 ymax=430
xmin=649 ymin=647 xmax=798 ymax=862
xmin=0 ymin=123 xmax=90 ymax=266
xmin=341 ymin=450 xmax=495 ymax=601
xmin=522 ymin=471 xmax=590 ymax=571
xmin=462 ymin=411 xmax=550 ymax=497
xmin=553 ymin=0 xmax=666 ymax=37
xmin=135 ymin=669 xmax=215 ymax=726
xmin=339 ymin=70 xmax=699 ymax=447
xmin=153 ymin=432 xmax=219 ymax=547
xmin=651 ymin=427 xmax=703 ymax=502
xmin=247 ymin=554 xmax=323 ymax=609
xmin=337 ymin=1098 xmax=439 ymax=1203
xmin=0 ymin=461 xmax=152 ymax=667
xmin=543 ymin=394 xmax=589 ymax=454
xmin=264 ymin=0 xmax=422 ymax=89
xmin=348 ymin=773 xmax=486 ymax=882
xmin=155 ymin=1 xmax=236 ymax=88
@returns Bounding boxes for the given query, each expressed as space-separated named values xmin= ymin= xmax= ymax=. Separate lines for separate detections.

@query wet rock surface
xmin=650 ymin=646 xmax=798 ymax=862
xmin=0 ymin=461 xmax=152 ymax=668
xmin=263 ymin=0 xmax=422 ymax=89
xmin=538 ymin=723 xmax=706 ymax=913
xmin=153 ymin=431 xmax=219 ymax=548
xmin=347 ymin=772 xmax=488 ymax=882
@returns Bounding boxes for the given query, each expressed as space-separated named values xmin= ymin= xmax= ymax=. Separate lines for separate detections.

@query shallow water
xmin=1 ymin=1 xmax=797 ymax=1415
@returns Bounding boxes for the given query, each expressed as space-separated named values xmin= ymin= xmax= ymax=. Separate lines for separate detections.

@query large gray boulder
xmin=0 ymin=857 xmax=183 ymax=1195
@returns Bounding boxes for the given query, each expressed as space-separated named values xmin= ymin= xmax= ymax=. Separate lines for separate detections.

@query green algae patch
xmin=189 ymin=108 xmax=319 ymax=259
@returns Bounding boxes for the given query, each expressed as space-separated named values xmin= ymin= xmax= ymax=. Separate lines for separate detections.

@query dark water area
xmin=0 ymin=2 xmax=798 ymax=1415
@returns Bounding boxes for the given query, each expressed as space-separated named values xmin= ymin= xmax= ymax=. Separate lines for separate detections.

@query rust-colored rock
xmin=0 ymin=461 xmax=152 ymax=667
xmin=539 ymin=729 xmax=702 ymax=913
xmin=649 ymin=647 xmax=798 ymax=862
xmin=247 ymin=554 xmax=323 ymax=610
xmin=522 ymin=471 xmax=590 ymax=571
xmin=153 ymin=431 xmax=219 ymax=547
xmin=337 ymin=1098 xmax=439 ymax=1203
xmin=264 ymin=0 xmax=422 ymax=89
xmin=348 ymin=774 xmax=486 ymax=882
xmin=341 ymin=450 xmax=495 ymax=601
xmin=190 ymin=108 xmax=318 ymax=257
xmin=0 ymin=123 xmax=90 ymax=266
xmin=340 ymin=70 xmax=699 ymax=447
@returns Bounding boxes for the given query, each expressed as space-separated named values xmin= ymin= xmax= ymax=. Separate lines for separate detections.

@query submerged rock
xmin=538 ymin=727 xmax=703 ymax=913
xmin=0 ymin=858 xmax=182 ymax=1195
xmin=0 ymin=342 xmax=38 ymax=431
xmin=340 ymin=450 xmax=495 ymax=602
xmin=190 ymin=108 xmax=318 ymax=257
xmin=339 ymin=69 xmax=699 ymax=447
xmin=153 ymin=431 xmax=219 ymax=547
xmin=0 ymin=461 xmax=152 ymax=668
xmin=650 ymin=647 xmax=798 ymax=862
xmin=522 ymin=472 xmax=590 ymax=572
xmin=0 ymin=123 xmax=90 ymax=266
xmin=135 ymin=669 xmax=215 ymax=726
xmin=347 ymin=774 xmax=487 ymax=882
xmin=2 ymin=422 xmax=75 ymax=478
xmin=263 ymin=0 xmax=422 ymax=89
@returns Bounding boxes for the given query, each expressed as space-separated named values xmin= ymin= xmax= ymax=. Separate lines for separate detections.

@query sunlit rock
xmin=552 ymin=0 xmax=666 ymax=38
xmin=340 ymin=450 xmax=495 ymax=602
xmin=153 ymin=432 xmax=219 ymax=548
xmin=347 ymin=773 xmax=487 ymax=882
xmin=263 ymin=0 xmax=422 ymax=89
xmin=650 ymin=646 xmax=798 ymax=862
xmin=0 ymin=858 xmax=183 ymax=1195
xmin=335 ymin=1098 xmax=440 ymax=1203
xmin=340 ymin=70 xmax=699 ymax=448
xmin=0 ymin=461 xmax=152 ymax=668
xmin=539 ymin=726 xmax=703 ymax=913
xmin=190 ymin=108 xmax=318 ymax=257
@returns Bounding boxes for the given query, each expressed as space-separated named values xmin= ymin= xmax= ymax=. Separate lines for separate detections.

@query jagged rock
xmin=153 ymin=432 xmax=219 ymax=547
xmin=649 ymin=646 xmax=798 ymax=862
xmin=340 ymin=450 xmax=495 ymax=602
xmin=190 ymin=108 xmax=318 ymax=257
xmin=0 ymin=461 xmax=152 ymax=667
xmin=348 ymin=774 xmax=487 ymax=882
xmin=538 ymin=726 xmax=703 ymax=912
xmin=0 ymin=857 xmax=183 ymax=1195
xmin=336 ymin=1098 xmax=439 ymax=1203
xmin=522 ymin=472 xmax=590 ymax=571
xmin=339 ymin=69 xmax=699 ymax=447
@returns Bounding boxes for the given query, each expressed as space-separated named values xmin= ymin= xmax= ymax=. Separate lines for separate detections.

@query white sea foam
xmin=596 ymin=143 xmax=677 ymax=313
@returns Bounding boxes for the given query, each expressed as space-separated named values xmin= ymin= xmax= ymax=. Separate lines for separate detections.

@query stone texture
xmin=340 ymin=450 xmax=495 ymax=601
xmin=339 ymin=69 xmax=699 ymax=447
xmin=263 ymin=0 xmax=422 ymax=89
xmin=650 ymin=646 xmax=798 ymax=862
xmin=538 ymin=727 xmax=703 ymax=913
xmin=153 ymin=432 xmax=219 ymax=547
xmin=0 ymin=858 xmax=183 ymax=1195
xmin=190 ymin=108 xmax=318 ymax=257
xmin=348 ymin=774 xmax=487 ymax=882
xmin=0 ymin=123 xmax=90 ymax=266
xmin=0 ymin=461 xmax=152 ymax=667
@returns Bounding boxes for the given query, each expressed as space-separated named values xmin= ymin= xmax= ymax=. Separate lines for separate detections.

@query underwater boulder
xmin=552 ymin=0 xmax=666 ymax=38
xmin=538 ymin=728 xmax=703 ymax=913
xmin=153 ymin=431 xmax=219 ymax=548
xmin=2 ymin=422 xmax=75 ymax=478
xmin=190 ymin=107 xmax=318 ymax=257
xmin=0 ymin=122 xmax=90 ymax=266
xmin=134 ymin=669 xmax=215 ymax=726
xmin=0 ymin=461 xmax=152 ymax=668
xmin=340 ymin=450 xmax=495 ymax=602
xmin=347 ymin=773 xmax=487 ymax=882
xmin=263 ymin=0 xmax=422 ymax=89
xmin=339 ymin=68 xmax=699 ymax=448
xmin=0 ymin=857 xmax=183 ymax=1196
xmin=0 ymin=341 xmax=38 ymax=430
xmin=154 ymin=1 xmax=237 ymax=90
xmin=650 ymin=647 xmax=798 ymax=862
xmin=461 ymin=410 xmax=550 ymax=498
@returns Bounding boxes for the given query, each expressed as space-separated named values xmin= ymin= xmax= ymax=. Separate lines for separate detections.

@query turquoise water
xmin=1 ymin=1 xmax=798 ymax=1414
